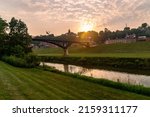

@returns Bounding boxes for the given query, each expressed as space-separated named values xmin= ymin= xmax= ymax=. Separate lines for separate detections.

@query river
xmin=42 ymin=62 xmax=150 ymax=87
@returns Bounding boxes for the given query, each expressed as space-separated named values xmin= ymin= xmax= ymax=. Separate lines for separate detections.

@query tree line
xmin=78 ymin=23 xmax=150 ymax=43
xmin=99 ymin=23 xmax=150 ymax=41
xmin=36 ymin=23 xmax=150 ymax=44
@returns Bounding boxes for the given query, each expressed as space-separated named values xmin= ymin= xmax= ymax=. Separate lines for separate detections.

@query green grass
xmin=0 ymin=61 xmax=150 ymax=100
xmin=33 ymin=42 xmax=150 ymax=58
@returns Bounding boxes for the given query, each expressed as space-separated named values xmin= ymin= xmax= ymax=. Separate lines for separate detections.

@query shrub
xmin=2 ymin=54 xmax=40 ymax=68
xmin=25 ymin=54 xmax=40 ymax=67
xmin=2 ymin=56 xmax=27 ymax=67
xmin=11 ymin=45 xmax=25 ymax=57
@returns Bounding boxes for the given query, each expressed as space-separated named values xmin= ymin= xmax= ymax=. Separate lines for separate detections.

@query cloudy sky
xmin=0 ymin=0 xmax=150 ymax=36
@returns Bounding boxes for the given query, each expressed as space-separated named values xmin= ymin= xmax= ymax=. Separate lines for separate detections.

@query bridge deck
xmin=32 ymin=38 xmax=90 ymax=43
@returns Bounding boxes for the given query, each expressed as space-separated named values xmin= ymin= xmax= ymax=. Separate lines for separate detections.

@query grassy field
xmin=33 ymin=42 xmax=150 ymax=58
xmin=0 ymin=61 xmax=150 ymax=100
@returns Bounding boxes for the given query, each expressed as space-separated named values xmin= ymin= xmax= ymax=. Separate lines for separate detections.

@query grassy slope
xmin=33 ymin=42 xmax=150 ymax=58
xmin=0 ymin=61 xmax=150 ymax=100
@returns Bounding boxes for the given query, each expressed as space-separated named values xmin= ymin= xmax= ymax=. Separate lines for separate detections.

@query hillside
xmin=33 ymin=42 xmax=150 ymax=58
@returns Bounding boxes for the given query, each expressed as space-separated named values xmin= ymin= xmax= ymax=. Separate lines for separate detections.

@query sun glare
xmin=80 ymin=21 xmax=94 ymax=32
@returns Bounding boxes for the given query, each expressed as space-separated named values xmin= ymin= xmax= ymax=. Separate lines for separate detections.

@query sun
xmin=80 ymin=21 xmax=94 ymax=32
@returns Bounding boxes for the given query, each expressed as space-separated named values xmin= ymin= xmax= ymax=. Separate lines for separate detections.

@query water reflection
xmin=43 ymin=63 xmax=150 ymax=87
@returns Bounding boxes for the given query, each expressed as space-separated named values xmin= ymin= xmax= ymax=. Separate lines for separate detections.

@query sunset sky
xmin=0 ymin=0 xmax=150 ymax=36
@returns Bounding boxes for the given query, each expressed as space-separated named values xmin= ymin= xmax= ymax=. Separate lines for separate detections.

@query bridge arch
xmin=32 ymin=38 xmax=90 ymax=56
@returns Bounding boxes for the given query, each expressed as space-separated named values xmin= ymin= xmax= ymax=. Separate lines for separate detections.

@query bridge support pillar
xmin=63 ymin=48 xmax=69 ymax=56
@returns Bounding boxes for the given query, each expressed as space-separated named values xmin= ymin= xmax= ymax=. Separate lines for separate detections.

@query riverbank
xmin=0 ymin=61 xmax=150 ymax=100
xmin=39 ymin=56 xmax=150 ymax=71
xmin=39 ymin=65 xmax=150 ymax=97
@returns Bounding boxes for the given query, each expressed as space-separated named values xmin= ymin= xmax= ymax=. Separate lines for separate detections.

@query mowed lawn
xmin=0 ymin=61 xmax=150 ymax=100
xmin=33 ymin=42 xmax=150 ymax=58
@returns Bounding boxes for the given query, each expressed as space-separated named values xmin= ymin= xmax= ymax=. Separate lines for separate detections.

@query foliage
xmin=40 ymin=56 xmax=150 ymax=70
xmin=9 ymin=17 xmax=32 ymax=54
xmin=11 ymin=45 xmax=25 ymax=57
xmin=0 ymin=17 xmax=32 ymax=57
xmin=55 ymin=29 xmax=77 ymax=41
xmin=25 ymin=54 xmax=40 ymax=67
xmin=78 ymin=31 xmax=99 ymax=42
xmin=0 ymin=17 xmax=8 ymax=34
xmin=2 ymin=56 xmax=27 ymax=67
xmin=34 ymin=34 xmax=54 ymax=40
xmin=2 ymin=54 xmax=40 ymax=68
xmin=98 ymin=23 xmax=150 ymax=42
xmin=33 ymin=30 xmax=77 ymax=49
xmin=0 ymin=17 xmax=8 ymax=57
xmin=33 ymin=22 xmax=150 ymax=46
xmin=69 ymin=23 xmax=150 ymax=43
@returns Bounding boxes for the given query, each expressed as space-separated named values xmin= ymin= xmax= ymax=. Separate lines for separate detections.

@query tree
xmin=99 ymin=31 xmax=105 ymax=42
xmin=8 ymin=17 xmax=32 ymax=55
xmin=124 ymin=27 xmax=130 ymax=31
xmin=98 ymin=22 xmax=150 ymax=42
xmin=0 ymin=17 xmax=8 ymax=57
xmin=141 ymin=23 xmax=148 ymax=28
xmin=0 ymin=17 xmax=32 ymax=57
xmin=0 ymin=17 xmax=8 ymax=34
xmin=78 ymin=31 xmax=98 ymax=43
xmin=87 ymin=31 xmax=99 ymax=42
xmin=56 ymin=30 xmax=77 ymax=56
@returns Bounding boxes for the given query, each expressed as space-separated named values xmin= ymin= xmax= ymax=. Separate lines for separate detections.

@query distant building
xmin=138 ymin=36 xmax=146 ymax=39
xmin=105 ymin=39 xmax=136 ymax=44
xmin=137 ymin=36 xmax=147 ymax=41
xmin=125 ymin=34 xmax=136 ymax=39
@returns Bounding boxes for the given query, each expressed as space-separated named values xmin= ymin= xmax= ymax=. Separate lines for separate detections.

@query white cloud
xmin=0 ymin=0 xmax=150 ymax=35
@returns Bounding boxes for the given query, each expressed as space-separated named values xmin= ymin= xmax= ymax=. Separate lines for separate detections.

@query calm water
xmin=43 ymin=62 xmax=150 ymax=87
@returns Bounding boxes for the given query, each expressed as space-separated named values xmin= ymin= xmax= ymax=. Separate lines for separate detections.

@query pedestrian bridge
xmin=32 ymin=37 xmax=90 ymax=56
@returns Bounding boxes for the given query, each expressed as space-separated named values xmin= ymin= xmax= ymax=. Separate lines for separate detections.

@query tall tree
xmin=0 ymin=17 xmax=8 ymax=34
xmin=8 ymin=17 xmax=32 ymax=56
xmin=0 ymin=17 xmax=8 ymax=56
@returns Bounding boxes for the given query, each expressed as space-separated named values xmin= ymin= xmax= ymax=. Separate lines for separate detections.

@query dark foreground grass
xmin=0 ymin=61 xmax=150 ymax=100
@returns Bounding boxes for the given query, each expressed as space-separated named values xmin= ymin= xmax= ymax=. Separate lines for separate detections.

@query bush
xmin=2 ymin=54 xmax=40 ymax=68
xmin=11 ymin=45 xmax=25 ymax=57
xmin=25 ymin=54 xmax=40 ymax=67
xmin=2 ymin=56 xmax=27 ymax=67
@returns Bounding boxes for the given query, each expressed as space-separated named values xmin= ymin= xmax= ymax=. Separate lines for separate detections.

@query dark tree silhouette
xmin=8 ymin=17 xmax=32 ymax=56
xmin=98 ymin=23 xmax=150 ymax=42
xmin=0 ymin=17 xmax=8 ymax=56
xmin=0 ymin=17 xmax=32 ymax=57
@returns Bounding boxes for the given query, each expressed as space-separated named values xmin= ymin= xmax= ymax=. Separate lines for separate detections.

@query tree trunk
xmin=63 ymin=48 xmax=68 ymax=56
